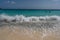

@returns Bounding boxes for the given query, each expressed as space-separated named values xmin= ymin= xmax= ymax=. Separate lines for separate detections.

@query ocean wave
xmin=0 ymin=14 xmax=60 ymax=23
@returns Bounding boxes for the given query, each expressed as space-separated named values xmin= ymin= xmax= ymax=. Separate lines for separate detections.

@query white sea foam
xmin=0 ymin=14 xmax=60 ymax=23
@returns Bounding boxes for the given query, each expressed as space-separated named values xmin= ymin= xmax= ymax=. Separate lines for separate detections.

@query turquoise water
xmin=0 ymin=9 xmax=60 ymax=16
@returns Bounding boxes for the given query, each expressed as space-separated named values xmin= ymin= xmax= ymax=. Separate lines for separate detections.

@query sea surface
xmin=0 ymin=9 xmax=60 ymax=40
xmin=0 ymin=9 xmax=60 ymax=16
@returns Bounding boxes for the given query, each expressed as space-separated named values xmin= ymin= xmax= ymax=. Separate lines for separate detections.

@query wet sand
xmin=0 ymin=24 xmax=60 ymax=40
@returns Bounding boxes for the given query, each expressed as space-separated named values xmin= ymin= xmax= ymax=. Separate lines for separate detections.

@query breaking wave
xmin=0 ymin=14 xmax=60 ymax=23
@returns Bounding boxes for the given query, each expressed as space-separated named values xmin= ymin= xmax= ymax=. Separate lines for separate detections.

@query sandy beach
xmin=0 ymin=21 xmax=60 ymax=40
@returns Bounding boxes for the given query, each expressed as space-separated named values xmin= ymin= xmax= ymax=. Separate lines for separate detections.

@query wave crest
xmin=0 ymin=14 xmax=60 ymax=23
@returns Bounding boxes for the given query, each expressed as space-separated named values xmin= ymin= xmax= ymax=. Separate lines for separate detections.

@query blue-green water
xmin=0 ymin=9 xmax=60 ymax=16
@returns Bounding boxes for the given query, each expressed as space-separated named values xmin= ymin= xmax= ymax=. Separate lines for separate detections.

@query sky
xmin=0 ymin=0 xmax=60 ymax=9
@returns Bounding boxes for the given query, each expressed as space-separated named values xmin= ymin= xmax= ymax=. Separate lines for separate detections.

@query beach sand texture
xmin=0 ymin=23 xmax=60 ymax=40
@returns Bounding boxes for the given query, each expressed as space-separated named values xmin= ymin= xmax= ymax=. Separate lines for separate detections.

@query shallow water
xmin=0 ymin=21 xmax=60 ymax=40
